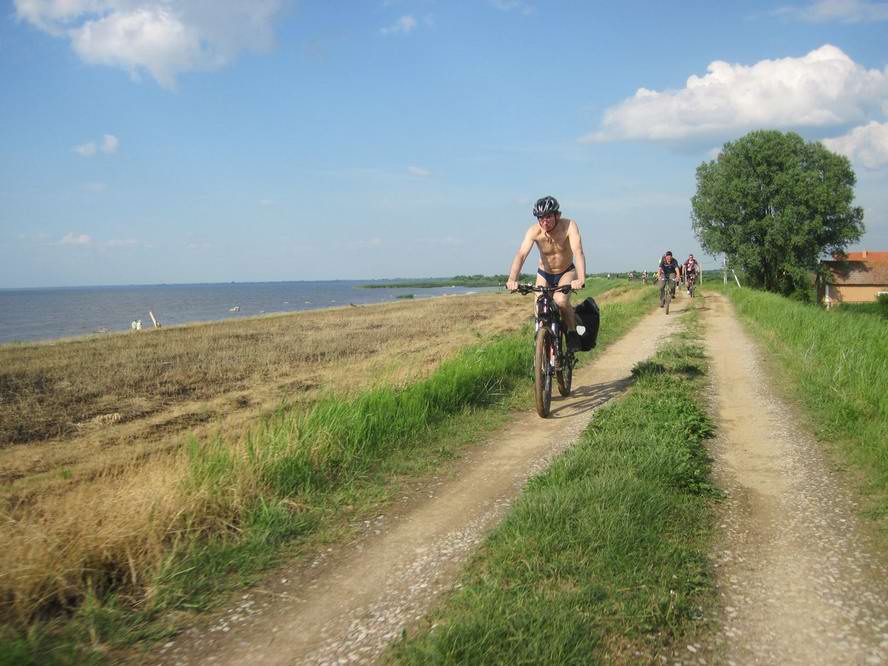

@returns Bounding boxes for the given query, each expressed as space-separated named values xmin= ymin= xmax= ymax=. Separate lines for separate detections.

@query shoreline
xmin=0 ymin=285 xmax=500 ymax=348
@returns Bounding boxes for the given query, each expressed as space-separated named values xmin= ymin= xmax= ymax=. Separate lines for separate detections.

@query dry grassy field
xmin=0 ymin=285 xmax=634 ymax=625
xmin=1 ymin=293 xmax=528 ymax=494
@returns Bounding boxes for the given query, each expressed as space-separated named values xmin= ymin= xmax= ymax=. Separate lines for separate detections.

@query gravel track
xmin=703 ymin=292 xmax=888 ymax=665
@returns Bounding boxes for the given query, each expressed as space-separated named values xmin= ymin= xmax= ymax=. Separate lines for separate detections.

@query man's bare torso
xmin=528 ymin=218 xmax=575 ymax=273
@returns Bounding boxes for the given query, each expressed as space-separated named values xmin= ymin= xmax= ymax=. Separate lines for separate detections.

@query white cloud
xmin=14 ymin=0 xmax=103 ymax=33
xmin=57 ymin=232 xmax=144 ymax=248
xmin=61 ymin=232 xmax=93 ymax=245
xmin=490 ymin=0 xmax=533 ymax=14
xmin=823 ymin=121 xmax=888 ymax=169
xmin=101 ymin=133 xmax=118 ymax=154
xmin=407 ymin=165 xmax=431 ymax=177
xmin=74 ymin=133 xmax=118 ymax=156
xmin=380 ymin=15 xmax=416 ymax=35
xmin=583 ymin=44 xmax=888 ymax=143
xmin=348 ymin=238 xmax=384 ymax=249
xmin=776 ymin=0 xmax=888 ymax=22
xmin=15 ymin=0 xmax=284 ymax=88
xmin=74 ymin=141 xmax=97 ymax=156
xmin=417 ymin=236 xmax=464 ymax=246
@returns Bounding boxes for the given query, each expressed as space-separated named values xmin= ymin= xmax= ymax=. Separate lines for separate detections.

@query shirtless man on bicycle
xmin=506 ymin=195 xmax=587 ymax=352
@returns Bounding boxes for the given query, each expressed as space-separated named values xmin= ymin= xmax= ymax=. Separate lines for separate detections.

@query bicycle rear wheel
xmin=556 ymin=330 xmax=572 ymax=397
xmin=534 ymin=327 xmax=553 ymax=417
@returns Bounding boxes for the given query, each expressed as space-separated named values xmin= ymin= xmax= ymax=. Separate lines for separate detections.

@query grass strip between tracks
xmin=718 ymin=285 xmax=888 ymax=528
xmin=390 ymin=309 xmax=718 ymax=664
xmin=1 ymin=283 xmax=656 ymax=665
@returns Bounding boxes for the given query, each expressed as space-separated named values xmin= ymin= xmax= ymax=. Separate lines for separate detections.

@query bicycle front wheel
xmin=534 ymin=327 xmax=553 ymax=417
xmin=665 ymin=284 xmax=672 ymax=314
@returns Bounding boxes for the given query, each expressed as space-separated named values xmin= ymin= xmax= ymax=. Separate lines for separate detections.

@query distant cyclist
xmin=506 ymin=195 xmax=587 ymax=352
xmin=657 ymin=251 xmax=680 ymax=307
xmin=684 ymin=254 xmax=700 ymax=295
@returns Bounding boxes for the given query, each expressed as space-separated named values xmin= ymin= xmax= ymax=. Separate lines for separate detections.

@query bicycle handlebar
xmin=513 ymin=284 xmax=574 ymax=295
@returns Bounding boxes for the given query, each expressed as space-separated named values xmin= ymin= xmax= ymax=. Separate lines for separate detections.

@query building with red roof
xmin=818 ymin=250 xmax=888 ymax=307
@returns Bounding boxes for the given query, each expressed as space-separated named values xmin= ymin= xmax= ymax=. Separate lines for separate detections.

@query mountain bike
xmin=660 ymin=276 xmax=676 ymax=314
xmin=515 ymin=284 xmax=576 ymax=417
xmin=686 ymin=272 xmax=698 ymax=298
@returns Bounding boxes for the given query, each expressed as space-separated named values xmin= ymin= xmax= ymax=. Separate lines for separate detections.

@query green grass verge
xmin=833 ymin=301 xmax=888 ymax=320
xmin=2 ymin=280 xmax=653 ymax=665
xmin=389 ymin=309 xmax=717 ymax=665
xmin=714 ymin=285 xmax=888 ymax=527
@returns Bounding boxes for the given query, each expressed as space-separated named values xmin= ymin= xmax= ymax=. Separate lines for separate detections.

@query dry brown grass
xmin=0 ymin=294 xmax=530 ymax=497
xmin=0 ymin=288 xmax=627 ymax=625
xmin=0 ymin=293 xmax=535 ymax=623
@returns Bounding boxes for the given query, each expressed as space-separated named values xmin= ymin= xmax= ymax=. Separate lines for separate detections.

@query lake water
xmin=0 ymin=281 xmax=500 ymax=345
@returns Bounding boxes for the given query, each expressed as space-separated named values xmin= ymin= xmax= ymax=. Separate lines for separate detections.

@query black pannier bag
xmin=573 ymin=297 xmax=600 ymax=351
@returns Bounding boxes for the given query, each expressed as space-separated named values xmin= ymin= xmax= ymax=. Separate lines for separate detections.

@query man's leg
xmin=555 ymin=270 xmax=580 ymax=352
xmin=554 ymin=270 xmax=577 ymax=329
xmin=534 ymin=273 xmax=548 ymax=318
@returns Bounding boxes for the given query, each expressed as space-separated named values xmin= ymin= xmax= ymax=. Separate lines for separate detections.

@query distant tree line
xmin=362 ymin=274 xmax=535 ymax=289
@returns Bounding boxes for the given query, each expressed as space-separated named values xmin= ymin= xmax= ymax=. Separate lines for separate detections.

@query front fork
xmin=534 ymin=319 xmax=562 ymax=372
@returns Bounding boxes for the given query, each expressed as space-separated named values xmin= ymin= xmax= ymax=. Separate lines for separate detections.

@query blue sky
xmin=2 ymin=0 xmax=888 ymax=288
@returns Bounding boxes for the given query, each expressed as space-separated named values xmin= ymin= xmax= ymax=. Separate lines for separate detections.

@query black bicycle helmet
xmin=533 ymin=195 xmax=560 ymax=218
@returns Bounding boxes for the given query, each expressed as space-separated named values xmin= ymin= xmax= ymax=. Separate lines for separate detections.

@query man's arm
xmin=567 ymin=220 xmax=586 ymax=290
xmin=506 ymin=228 xmax=536 ymax=291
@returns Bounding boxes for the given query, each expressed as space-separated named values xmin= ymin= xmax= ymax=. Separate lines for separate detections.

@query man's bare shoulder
xmin=524 ymin=223 xmax=545 ymax=239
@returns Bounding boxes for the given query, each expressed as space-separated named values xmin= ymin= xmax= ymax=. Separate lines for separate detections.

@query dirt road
xmin=152 ymin=298 xmax=678 ymax=665
xmin=703 ymin=292 xmax=888 ymax=664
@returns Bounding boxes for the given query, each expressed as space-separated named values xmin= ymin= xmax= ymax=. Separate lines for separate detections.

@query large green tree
xmin=691 ymin=130 xmax=864 ymax=297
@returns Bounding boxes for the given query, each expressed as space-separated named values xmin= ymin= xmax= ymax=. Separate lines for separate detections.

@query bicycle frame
xmin=660 ymin=275 xmax=677 ymax=313
xmin=518 ymin=284 xmax=569 ymax=357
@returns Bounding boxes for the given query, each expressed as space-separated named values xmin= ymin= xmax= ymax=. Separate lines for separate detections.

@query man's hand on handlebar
xmin=570 ymin=278 xmax=585 ymax=291
xmin=513 ymin=284 xmax=574 ymax=295
xmin=506 ymin=279 xmax=519 ymax=292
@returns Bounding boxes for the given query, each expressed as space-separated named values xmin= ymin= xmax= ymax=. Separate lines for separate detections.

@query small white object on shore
xmin=228 ymin=305 xmax=240 ymax=312
xmin=131 ymin=320 xmax=142 ymax=331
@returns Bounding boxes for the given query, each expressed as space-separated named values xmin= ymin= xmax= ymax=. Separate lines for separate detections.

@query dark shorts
xmin=537 ymin=264 xmax=576 ymax=287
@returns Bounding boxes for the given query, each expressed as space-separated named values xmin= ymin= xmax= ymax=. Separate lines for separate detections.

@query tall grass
xmin=723 ymin=286 xmax=888 ymax=522
xmin=1 ymin=282 xmax=651 ymax=663
xmin=390 ymin=316 xmax=717 ymax=664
